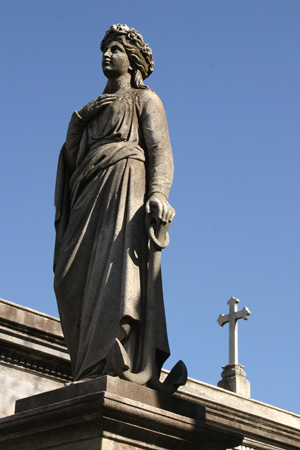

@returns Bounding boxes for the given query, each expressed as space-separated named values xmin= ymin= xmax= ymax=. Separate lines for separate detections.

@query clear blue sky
xmin=1 ymin=0 xmax=299 ymax=414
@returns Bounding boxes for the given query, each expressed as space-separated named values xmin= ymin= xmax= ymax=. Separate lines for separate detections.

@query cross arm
xmin=235 ymin=306 xmax=251 ymax=321
xmin=217 ymin=313 xmax=229 ymax=327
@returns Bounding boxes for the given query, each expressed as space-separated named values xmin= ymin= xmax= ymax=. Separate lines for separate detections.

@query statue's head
xmin=100 ymin=24 xmax=154 ymax=88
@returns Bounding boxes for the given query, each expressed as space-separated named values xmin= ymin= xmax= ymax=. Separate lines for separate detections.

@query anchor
xmin=108 ymin=206 xmax=187 ymax=394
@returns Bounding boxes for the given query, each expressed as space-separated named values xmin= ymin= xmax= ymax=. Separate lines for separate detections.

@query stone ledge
xmin=0 ymin=378 xmax=243 ymax=450
xmin=0 ymin=299 xmax=71 ymax=382
xmin=15 ymin=375 xmax=205 ymax=421
xmin=177 ymin=377 xmax=300 ymax=449
xmin=1 ymin=299 xmax=300 ymax=449
xmin=0 ymin=299 xmax=63 ymax=338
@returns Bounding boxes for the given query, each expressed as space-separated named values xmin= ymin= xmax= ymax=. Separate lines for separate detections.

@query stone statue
xmin=54 ymin=24 xmax=187 ymax=393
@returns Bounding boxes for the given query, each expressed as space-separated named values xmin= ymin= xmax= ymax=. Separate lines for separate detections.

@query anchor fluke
xmin=148 ymin=359 xmax=188 ymax=394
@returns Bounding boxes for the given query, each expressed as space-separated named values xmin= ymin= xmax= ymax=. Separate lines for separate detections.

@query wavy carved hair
xmin=100 ymin=24 xmax=154 ymax=89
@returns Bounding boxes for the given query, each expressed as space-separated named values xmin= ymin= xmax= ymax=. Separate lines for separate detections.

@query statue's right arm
xmin=63 ymin=111 xmax=86 ymax=172
xmin=140 ymin=90 xmax=175 ymax=224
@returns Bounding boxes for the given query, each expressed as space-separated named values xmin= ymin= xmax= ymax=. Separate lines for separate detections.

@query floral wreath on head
xmin=100 ymin=24 xmax=154 ymax=80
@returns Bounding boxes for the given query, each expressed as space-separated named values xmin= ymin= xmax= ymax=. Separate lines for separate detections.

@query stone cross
xmin=217 ymin=297 xmax=251 ymax=365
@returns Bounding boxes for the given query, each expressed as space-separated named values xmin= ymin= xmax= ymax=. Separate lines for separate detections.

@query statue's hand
xmin=145 ymin=193 xmax=175 ymax=223
xmin=77 ymin=96 xmax=104 ymax=122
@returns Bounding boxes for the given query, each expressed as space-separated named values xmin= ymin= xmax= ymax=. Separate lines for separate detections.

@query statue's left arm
xmin=140 ymin=90 xmax=175 ymax=223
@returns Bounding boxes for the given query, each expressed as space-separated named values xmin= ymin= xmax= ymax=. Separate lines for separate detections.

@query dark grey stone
xmin=53 ymin=24 xmax=186 ymax=393
xmin=16 ymin=376 xmax=204 ymax=421
xmin=0 ymin=377 xmax=243 ymax=450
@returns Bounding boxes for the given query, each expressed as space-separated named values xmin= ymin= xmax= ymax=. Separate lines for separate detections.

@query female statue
xmin=54 ymin=24 xmax=186 ymax=392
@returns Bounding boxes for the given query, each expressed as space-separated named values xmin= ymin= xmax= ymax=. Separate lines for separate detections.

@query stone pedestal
xmin=0 ymin=376 xmax=243 ymax=449
xmin=217 ymin=364 xmax=251 ymax=397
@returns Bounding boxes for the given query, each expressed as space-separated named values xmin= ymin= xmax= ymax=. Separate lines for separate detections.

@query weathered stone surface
xmin=53 ymin=24 xmax=186 ymax=393
xmin=0 ymin=377 xmax=243 ymax=450
xmin=217 ymin=363 xmax=251 ymax=397
xmin=0 ymin=298 xmax=63 ymax=336
xmin=180 ymin=377 xmax=300 ymax=449
xmin=0 ymin=365 xmax=63 ymax=419
xmin=0 ymin=299 xmax=70 ymax=417
xmin=217 ymin=297 xmax=251 ymax=396
xmin=2 ymin=300 xmax=300 ymax=449
xmin=15 ymin=376 xmax=203 ymax=419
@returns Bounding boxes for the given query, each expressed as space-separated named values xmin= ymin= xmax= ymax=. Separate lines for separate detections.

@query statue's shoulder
xmin=136 ymin=88 xmax=165 ymax=111
xmin=136 ymin=87 xmax=160 ymax=100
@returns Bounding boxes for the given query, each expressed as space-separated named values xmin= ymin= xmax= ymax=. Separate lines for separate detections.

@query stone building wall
xmin=1 ymin=298 xmax=299 ymax=449
xmin=0 ymin=298 xmax=70 ymax=417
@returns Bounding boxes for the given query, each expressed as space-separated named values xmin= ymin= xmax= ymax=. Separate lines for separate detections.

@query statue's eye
xmin=111 ymin=45 xmax=122 ymax=53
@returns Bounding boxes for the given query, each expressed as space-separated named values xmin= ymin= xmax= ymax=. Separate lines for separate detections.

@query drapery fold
xmin=54 ymin=89 xmax=173 ymax=380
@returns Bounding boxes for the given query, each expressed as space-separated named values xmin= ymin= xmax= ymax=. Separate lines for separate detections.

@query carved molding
xmin=0 ymin=345 xmax=72 ymax=381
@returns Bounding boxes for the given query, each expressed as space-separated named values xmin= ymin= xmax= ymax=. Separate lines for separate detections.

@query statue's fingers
xmin=154 ymin=201 xmax=163 ymax=220
xmin=161 ymin=203 xmax=170 ymax=223
xmin=145 ymin=201 xmax=151 ymax=214
xmin=166 ymin=209 xmax=174 ymax=223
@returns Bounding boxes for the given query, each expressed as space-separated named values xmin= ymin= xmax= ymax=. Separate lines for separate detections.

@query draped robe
xmin=54 ymin=88 xmax=174 ymax=381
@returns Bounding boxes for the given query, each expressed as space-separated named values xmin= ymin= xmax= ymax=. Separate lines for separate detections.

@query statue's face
xmin=102 ymin=40 xmax=131 ymax=79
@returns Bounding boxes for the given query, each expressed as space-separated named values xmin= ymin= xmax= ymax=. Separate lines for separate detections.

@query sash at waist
xmin=89 ymin=141 xmax=145 ymax=168
xmin=70 ymin=141 xmax=146 ymax=204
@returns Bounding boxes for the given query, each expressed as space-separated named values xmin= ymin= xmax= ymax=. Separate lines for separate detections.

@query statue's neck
xmin=104 ymin=73 xmax=132 ymax=94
